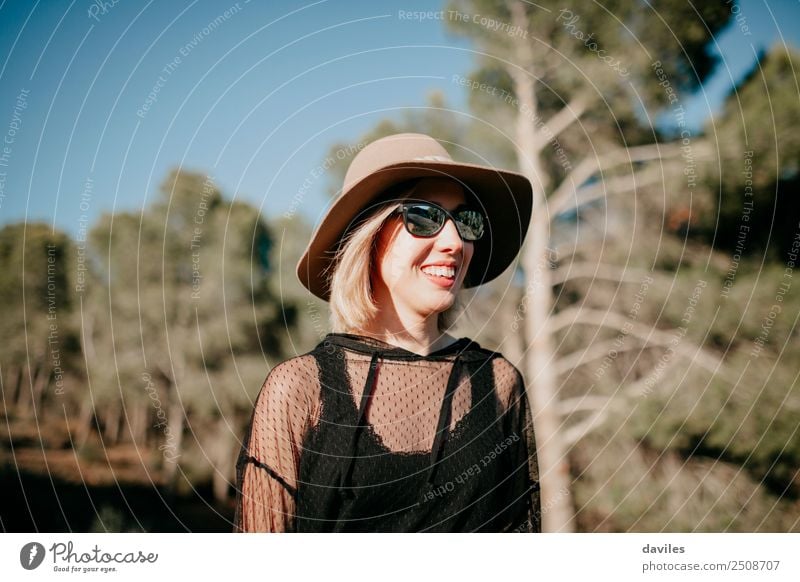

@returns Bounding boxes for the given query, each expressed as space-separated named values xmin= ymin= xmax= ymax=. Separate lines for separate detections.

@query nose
xmin=435 ymin=216 xmax=464 ymax=251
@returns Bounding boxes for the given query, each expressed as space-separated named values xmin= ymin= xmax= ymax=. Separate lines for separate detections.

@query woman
xmin=234 ymin=133 xmax=540 ymax=532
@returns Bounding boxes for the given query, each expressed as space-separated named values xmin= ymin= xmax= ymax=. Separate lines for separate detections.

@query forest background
xmin=1 ymin=0 xmax=798 ymax=532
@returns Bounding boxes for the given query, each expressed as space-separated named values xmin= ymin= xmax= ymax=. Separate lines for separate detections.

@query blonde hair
xmin=327 ymin=182 xmax=464 ymax=334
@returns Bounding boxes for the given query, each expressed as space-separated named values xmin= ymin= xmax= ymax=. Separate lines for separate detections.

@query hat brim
xmin=297 ymin=160 xmax=533 ymax=301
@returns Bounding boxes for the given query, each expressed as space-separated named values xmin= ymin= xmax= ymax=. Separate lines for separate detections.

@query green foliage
xmin=573 ymin=422 xmax=800 ymax=532
xmin=702 ymin=45 xmax=800 ymax=258
xmin=630 ymin=346 xmax=800 ymax=502
xmin=565 ymin=259 xmax=800 ymax=531
xmin=0 ymin=222 xmax=82 ymax=414
xmin=84 ymin=168 xmax=295 ymax=419
xmin=0 ymin=223 xmax=76 ymax=361
xmin=267 ymin=214 xmax=329 ymax=350
xmin=445 ymin=0 xmax=731 ymax=148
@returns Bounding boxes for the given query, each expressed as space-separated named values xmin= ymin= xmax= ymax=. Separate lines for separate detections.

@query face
xmin=371 ymin=179 xmax=475 ymax=318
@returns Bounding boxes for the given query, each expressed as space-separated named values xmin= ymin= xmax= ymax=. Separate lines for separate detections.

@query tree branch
xmin=565 ymin=163 xmax=667 ymax=212
xmin=563 ymin=407 xmax=610 ymax=447
xmin=552 ymin=336 xmax=671 ymax=377
xmin=549 ymin=140 xmax=712 ymax=216
xmin=534 ymin=93 xmax=591 ymax=150
xmin=557 ymin=395 xmax=611 ymax=415
xmin=562 ymin=356 xmax=680 ymax=446
xmin=550 ymin=240 xmax=594 ymax=262
xmin=551 ymin=262 xmax=659 ymax=287
xmin=547 ymin=308 xmax=735 ymax=383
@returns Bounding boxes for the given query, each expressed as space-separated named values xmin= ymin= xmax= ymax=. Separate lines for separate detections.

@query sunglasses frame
xmin=392 ymin=200 xmax=486 ymax=242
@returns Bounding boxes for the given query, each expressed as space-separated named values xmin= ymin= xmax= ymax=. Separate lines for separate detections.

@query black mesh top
xmin=233 ymin=332 xmax=541 ymax=532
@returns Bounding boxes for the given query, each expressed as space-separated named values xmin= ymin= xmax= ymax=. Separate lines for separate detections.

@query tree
xmin=430 ymin=0 xmax=729 ymax=531
xmin=86 ymin=168 xmax=291 ymax=498
xmin=703 ymin=44 xmax=800 ymax=259
xmin=0 ymin=223 xmax=78 ymax=419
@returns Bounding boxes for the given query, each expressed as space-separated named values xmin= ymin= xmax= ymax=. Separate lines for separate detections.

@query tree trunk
xmin=161 ymin=387 xmax=184 ymax=492
xmin=210 ymin=415 xmax=236 ymax=504
xmin=16 ymin=362 xmax=34 ymax=417
xmin=130 ymin=401 xmax=148 ymax=446
xmin=104 ymin=404 xmax=120 ymax=445
xmin=509 ymin=0 xmax=575 ymax=532
xmin=521 ymin=215 xmax=575 ymax=532
xmin=3 ymin=364 xmax=21 ymax=414
xmin=31 ymin=362 xmax=49 ymax=421
xmin=76 ymin=398 xmax=94 ymax=448
xmin=77 ymin=309 xmax=98 ymax=448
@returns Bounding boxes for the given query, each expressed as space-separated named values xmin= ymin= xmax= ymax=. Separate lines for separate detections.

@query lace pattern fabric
xmin=233 ymin=333 xmax=540 ymax=532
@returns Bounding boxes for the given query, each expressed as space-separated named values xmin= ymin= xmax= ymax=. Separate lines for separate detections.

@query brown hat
xmin=296 ymin=133 xmax=532 ymax=301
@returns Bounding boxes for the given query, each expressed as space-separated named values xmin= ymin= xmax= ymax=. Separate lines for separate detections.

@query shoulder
xmin=461 ymin=339 xmax=522 ymax=378
xmin=490 ymin=354 xmax=524 ymax=382
xmin=493 ymin=356 xmax=525 ymax=409
xmin=461 ymin=341 xmax=525 ymax=412
xmin=264 ymin=352 xmax=319 ymax=383
xmin=256 ymin=353 xmax=321 ymax=411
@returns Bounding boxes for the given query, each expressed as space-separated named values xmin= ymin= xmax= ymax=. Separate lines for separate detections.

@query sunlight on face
xmin=371 ymin=178 xmax=475 ymax=318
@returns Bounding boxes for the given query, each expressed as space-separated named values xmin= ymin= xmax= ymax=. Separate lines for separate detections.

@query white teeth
xmin=421 ymin=266 xmax=455 ymax=278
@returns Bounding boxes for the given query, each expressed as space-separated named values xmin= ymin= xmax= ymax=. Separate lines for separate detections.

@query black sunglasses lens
xmin=454 ymin=209 xmax=484 ymax=241
xmin=404 ymin=205 xmax=446 ymax=236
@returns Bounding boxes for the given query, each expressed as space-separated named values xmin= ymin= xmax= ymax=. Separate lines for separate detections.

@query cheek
xmin=373 ymin=221 xmax=400 ymax=270
xmin=378 ymin=252 xmax=400 ymax=284
xmin=464 ymin=243 xmax=475 ymax=268
xmin=383 ymin=240 xmax=421 ymax=282
xmin=374 ymin=225 xmax=420 ymax=284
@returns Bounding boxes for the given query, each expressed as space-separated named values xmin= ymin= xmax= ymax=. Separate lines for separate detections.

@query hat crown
xmin=343 ymin=133 xmax=452 ymax=193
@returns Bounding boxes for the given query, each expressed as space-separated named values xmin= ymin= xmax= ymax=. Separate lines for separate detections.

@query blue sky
xmin=0 ymin=0 xmax=798 ymax=238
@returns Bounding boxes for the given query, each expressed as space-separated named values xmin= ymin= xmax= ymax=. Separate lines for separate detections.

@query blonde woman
xmin=234 ymin=133 xmax=540 ymax=532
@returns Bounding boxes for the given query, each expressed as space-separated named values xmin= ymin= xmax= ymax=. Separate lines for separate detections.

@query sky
xmin=0 ymin=0 xmax=798 ymax=238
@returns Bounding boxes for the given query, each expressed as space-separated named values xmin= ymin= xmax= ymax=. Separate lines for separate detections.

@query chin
xmin=430 ymin=295 xmax=457 ymax=313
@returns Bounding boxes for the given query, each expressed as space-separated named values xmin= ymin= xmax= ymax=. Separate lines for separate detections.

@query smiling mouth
xmin=420 ymin=265 xmax=456 ymax=279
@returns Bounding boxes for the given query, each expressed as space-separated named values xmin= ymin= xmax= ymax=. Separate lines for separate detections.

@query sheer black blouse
xmin=233 ymin=333 xmax=540 ymax=532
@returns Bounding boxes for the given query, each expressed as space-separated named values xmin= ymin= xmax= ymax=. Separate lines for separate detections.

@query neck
xmin=357 ymin=308 xmax=453 ymax=356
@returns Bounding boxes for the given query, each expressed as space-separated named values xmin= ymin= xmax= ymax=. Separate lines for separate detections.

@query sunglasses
xmin=392 ymin=201 xmax=486 ymax=242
